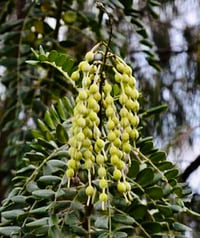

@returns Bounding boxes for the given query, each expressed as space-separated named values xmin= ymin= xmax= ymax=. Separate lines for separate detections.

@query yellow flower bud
xmin=99 ymin=192 xmax=108 ymax=202
xmin=66 ymin=168 xmax=74 ymax=178
xmin=117 ymin=182 xmax=126 ymax=193
xmin=85 ymin=51 xmax=94 ymax=62
xmin=86 ymin=185 xmax=94 ymax=196
xmin=71 ymin=70 xmax=80 ymax=81
xmin=99 ymin=178 xmax=108 ymax=188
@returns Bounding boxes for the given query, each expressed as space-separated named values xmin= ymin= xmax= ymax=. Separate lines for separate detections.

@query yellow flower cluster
xmin=66 ymin=44 xmax=140 ymax=209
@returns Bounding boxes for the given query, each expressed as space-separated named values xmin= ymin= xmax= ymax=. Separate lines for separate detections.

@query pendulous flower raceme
xmin=66 ymin=43 xmax=140 ymax=209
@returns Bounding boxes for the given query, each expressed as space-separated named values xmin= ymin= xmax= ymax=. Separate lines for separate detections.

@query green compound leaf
xmin=157 ymin=161 xmax=174 ymax=171
xmin=157 ymin=205 xmax=173 ymax=217
xmin=32 ymin=189 xmax=55 ymax=200
xmin=48 ymin=50 xmax=58 ymax=62
xmin=113 ymin=214 xmax=135 ymax=225
xmin=57 ymin=99 xmax=68 ymax=121
xmin=127 ymin=159 xmax=140 ymax=178
xmin=10 ymin=195 xmax=26 ymax=204
xmin=29 ymin=206 xmax=49 ymax=215
xmin=145 ymin=185 xmax=164 ymax=199
xmin=131 ymin=204 xmax=147 ymax=220
xmin=1 ymin=209 xmax=24 ymax=220
xmin=142 ymin=104 xmax=168 ymax=118
xmin=38 ymin=175 xmax=61 ymax=185
xmin=0 ymin=226 xmax=20 ymax=237
xmin=149 ymin=151 xmax=166 ymax=163
xmin=46 ymin=159 xmax=67 ymax=169
xmin=26 ymin=217 xmax=49 ymax=228
xmin=135 ymin=167 xmax=154 ymax=187
xmin=113 ymin=231 xmax=128 ymax=238
xmin=56 ymin=123 xmax=69 ymax=143
xmin=70 ymin=225 xmax=87 ymax=236
xmin=173 ymin=222 xmax=192 ymax=232
xmin=95 ymin=215 xmax=109 ymax=229
xmin=142 ymin=221 xmax=163 ymax=234
xmin=164 ymin=168 xmax=179 ymax=180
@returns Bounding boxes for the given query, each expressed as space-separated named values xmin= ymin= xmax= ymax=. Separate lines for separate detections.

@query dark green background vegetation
xmin=0 ymin=0 xmax=200 ymax=237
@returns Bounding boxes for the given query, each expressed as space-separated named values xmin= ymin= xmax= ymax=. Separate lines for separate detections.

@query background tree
xmin=0 ymin=0 xmax=200 ymax=237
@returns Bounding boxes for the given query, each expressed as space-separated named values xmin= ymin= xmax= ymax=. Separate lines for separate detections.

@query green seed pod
xmin=86 ymin=185 xmax=94 ymax=196
xmin=99 ymin=178 xmax=108 ymax=188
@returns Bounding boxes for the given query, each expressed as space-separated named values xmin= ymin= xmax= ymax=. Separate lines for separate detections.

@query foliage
xmin=0 ymin=45 xmax=197 ymax=238
xmin=0 ymin=0 xmax=162 ymax=202
xmin=0 ymin=0 xmax=200 ymax=237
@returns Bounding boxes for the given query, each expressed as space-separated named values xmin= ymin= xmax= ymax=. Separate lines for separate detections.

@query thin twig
xmin=96 ymin=2 xmax=113 ymax=130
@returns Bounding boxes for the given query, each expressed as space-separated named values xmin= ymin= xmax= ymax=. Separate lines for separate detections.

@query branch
xmin=181 ymin=155 xmax=200 ymax=182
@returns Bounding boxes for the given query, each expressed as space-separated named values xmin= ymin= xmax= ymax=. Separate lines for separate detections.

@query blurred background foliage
xmin=0 ymin=0 xmax=200 ymax=236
